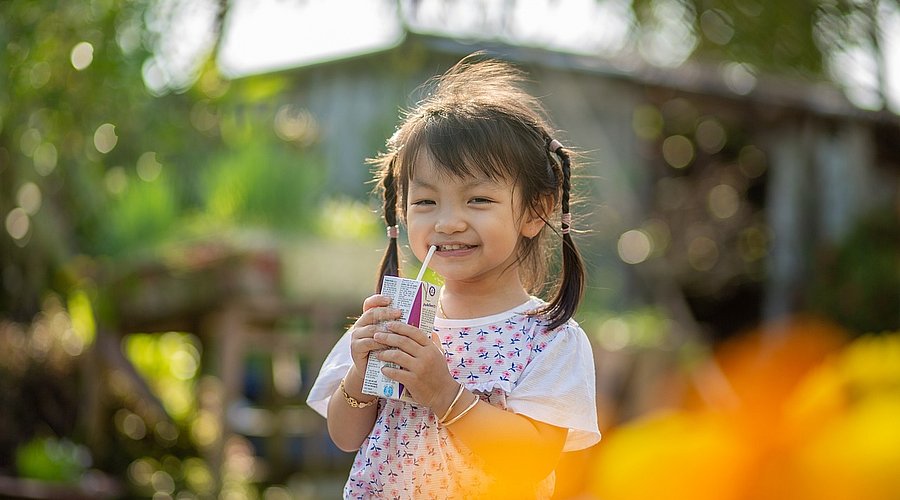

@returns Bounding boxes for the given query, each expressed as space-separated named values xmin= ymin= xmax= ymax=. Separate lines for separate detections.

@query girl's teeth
xmin=440 ymin=244 xmax=469 ymax=251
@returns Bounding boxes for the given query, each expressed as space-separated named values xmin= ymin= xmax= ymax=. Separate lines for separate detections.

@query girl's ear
xmin=521 ymin=195 xmax=553 ymax=238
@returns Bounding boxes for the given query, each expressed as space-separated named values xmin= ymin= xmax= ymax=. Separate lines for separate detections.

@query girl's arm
xmin=441 ymin=397 xmax=567 ymax=481
xmin=326 ymin=364 xmax=379 ymax=452
xmin=325 ymin=295 xmax=401 ymax=452
xmin=375 ymin=323 xmax=568 ymax=481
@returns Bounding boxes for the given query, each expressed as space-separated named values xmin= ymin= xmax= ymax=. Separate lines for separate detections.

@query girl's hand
xmin=374 ymin=322 xmax=459 ymax=411
xmin=348 ymin=295 xmax=402 ymax=374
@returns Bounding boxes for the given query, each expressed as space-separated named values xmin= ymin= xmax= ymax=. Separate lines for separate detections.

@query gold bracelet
xmin=441 ymin=393 xmax=479 ymax=426
xmin=339 ymin=378 xmax=376 ymax=408
xmin=438 ymin=383 xmax=465 ymax=423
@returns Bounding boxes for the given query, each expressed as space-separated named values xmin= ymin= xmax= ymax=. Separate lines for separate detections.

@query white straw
xmin=416 ymin=245 xmax=437 ymax=281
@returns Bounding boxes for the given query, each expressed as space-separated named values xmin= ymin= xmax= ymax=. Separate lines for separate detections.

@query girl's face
xmin=405 ymin=153 xmax=545 ymax=289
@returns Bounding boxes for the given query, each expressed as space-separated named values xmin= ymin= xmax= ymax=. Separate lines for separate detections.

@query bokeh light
xmin=597 ymin=317 xmax=631 ymax=351
xmin=116 ymin=408 xmax=148 ymax=441
xmin=662 ymin=135 xmax=695 ymax=169
xmin=105 ymin=166 xmax=129 ymax=194
xmin=16 ymin=182 xmax=42 ymax=215
xmin=19 ymin=128 xmax=41 ymax=157
xmin=124 ymin=332 xmax=201 ymax=422
xmin=190 ymin=101 xmax=219 ymax=133
xmin=722 ymin=62 xmax=757 ymax=95
xmin=700 ymin=9 xmax=734 ymax=45
xmin=32 ymin=142 xmax=58 ymax=175
xmin=738 ymin=225 xmax=769 ymax=262
xmin=618 ymin=229 xmax=653 ymax=264
xmin=688 ymin=236 xmax=719 ymax=270
xmin=739 ymin=145 xmax=767 ymax=178
xmin=633 ymin=104 xmax=664 ymax=140
xmin=695 ymin=117 xmax=727 ymax=154
xmin=642 ymin=218 xmax=671 ymax=256
xmin=70 ymin=41 xmax=94 ymax=70
xmin=191 ymin=410 xmax=220 ymax=448
xmin=5 ymin=207 xmax=30 ymax=241
xmin=30 ymin=61 xmax=51 ymax=89
xmin=273 ymin=104 xmax=319 ymax=145
xmin=708 ymin=183 xmax=740 ymax=219
xmin=93 ymin=123 xmax=118 ymax=154
xmin=137 ymin=152 xmax=162 ymax=182
xmin=638 ymin=0 xmax=697 ymax=68
xmin=151 ymin=469 xmax=175 ymax=495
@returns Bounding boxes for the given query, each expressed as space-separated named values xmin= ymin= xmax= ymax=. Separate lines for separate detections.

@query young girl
xmin=307 ymin=53 xmax=600 ymax=499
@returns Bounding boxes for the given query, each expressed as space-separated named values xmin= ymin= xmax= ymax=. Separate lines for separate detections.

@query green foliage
xmin=615 ymin=0 xmax=897 ymax=85
xmin=809 ymin=208 xmax=900 ymax=334
xmin=0 ymin=0 xmax=329 ymax=317
xmin=0 ymin=3 xmax=327 ymax=495
xmin=15 ymin=437 xmax=90 ymax=483
xmin=202 ymin=140 xmax=325 ymax=233
xmin=582 ymin=307 xmax=673 ymax=352
xmin=315 ymin=197 xmax=382 ymax=242
xmin=630 ymin=0 xmax=824 ymax=76
xmin=1 ymin=0 xmax=175 ymax=312
xmin=93 ymin=173 xmax=179 ymax=256
xmin=124 ymin=332 xmax=201 ymax=422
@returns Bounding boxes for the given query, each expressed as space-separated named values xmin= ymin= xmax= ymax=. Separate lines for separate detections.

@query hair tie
xmin=386 ymin=225 xmax=399 ymax=239
xmin=561 ymin=213 xmax=572 ymax=234
xmin=549 ymin=139 xmax=564 ymax=154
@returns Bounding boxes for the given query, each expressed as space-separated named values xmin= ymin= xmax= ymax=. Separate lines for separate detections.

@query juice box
xmin=361 ymin=275 xmax=440 ymax=402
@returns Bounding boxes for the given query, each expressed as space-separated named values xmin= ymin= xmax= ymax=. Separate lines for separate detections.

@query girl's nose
xmin=434 ymin=208 xmax=466 ymax=234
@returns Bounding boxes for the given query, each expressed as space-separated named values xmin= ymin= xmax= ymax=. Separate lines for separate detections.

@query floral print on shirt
xmin=343 ymin=308 xmax=562 ymax=499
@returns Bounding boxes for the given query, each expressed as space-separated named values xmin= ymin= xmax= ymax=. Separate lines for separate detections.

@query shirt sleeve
xmin=506 ymin=321 xmax=601 ymax=452
xmin=305 ymin=329 xmax=353 ymax=418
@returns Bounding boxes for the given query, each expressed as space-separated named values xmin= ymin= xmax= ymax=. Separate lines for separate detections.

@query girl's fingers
xmin=357 ymin=305 xmax=401 ymax=328
xmin=352 ymin=323 xmax=388 ymax=341
xmin=350 ymin=337 xmax=386 ymax=358
xmin=362 ymin=294 xmax=392 ymax=312
xmin=380 ymin=363 xmax=415 ymax=386
xmin=378 ymin=321 xmax=429 ymax=346
xmin=377 ymin=348 xmax=416 ymax=372
xmin=373 ymin=331 xmax=421 ymax=354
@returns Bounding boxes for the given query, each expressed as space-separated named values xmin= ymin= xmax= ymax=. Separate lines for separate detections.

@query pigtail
xmin=543 ymin=144 xmax=585 ymax=330
xmin=376 ymin=156 xmax=400 ymax=292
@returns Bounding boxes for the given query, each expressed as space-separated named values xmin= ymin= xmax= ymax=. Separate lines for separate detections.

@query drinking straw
xmin=416 ymin=245 xmax=437 ymax=281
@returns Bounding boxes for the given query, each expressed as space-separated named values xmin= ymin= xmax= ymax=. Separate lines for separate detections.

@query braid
xmin=561 ymin=150 xmax=572 ymax=227
xmin=376 ymin=157 xmax=400 ymax=291
xmin=543 ymin=146 xmax=585 ymax=330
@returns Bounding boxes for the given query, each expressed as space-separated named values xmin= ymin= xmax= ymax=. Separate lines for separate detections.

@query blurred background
xmin=1 ymin=0 xmax=898 ymax=498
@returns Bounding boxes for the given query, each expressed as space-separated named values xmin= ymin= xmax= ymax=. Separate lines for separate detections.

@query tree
xmin=399 ymin=0 xmax=898 ymax=111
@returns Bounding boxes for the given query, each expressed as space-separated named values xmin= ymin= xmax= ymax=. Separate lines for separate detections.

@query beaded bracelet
xmin=438 ymin=383 xmax=465 ymax=423
xmin=441 ymin=393 xmax=479 ymax=427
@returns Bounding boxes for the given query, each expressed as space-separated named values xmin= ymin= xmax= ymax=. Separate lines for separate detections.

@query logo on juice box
xmin=362 ymin=275 xmax=440 ymax=403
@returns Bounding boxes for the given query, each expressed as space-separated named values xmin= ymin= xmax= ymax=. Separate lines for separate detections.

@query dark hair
xmin=370 ymin=53 xmax=584 ymax=330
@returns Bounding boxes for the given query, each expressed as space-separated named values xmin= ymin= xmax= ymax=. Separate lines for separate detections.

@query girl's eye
xmin=470 ymin=197 xmax=493 ymax=204
xmin=411 ymin=199 xmax=435 ymax=206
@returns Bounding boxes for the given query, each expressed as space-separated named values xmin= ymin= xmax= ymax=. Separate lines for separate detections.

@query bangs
xmin=397 ymin=110 xmax=538 ymax=188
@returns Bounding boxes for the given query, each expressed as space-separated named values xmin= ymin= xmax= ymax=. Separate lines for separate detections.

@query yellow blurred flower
xmin=782 ymin=332 xmax=900 ymax=500
xmin=589 ymin=323 xmax=900 ymax=500
xmin=589 ymin=411 xmax=752 ymax=500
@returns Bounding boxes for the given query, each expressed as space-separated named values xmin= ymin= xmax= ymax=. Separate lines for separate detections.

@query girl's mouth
xmin=435 ymin=244 xmax=476 ymax=252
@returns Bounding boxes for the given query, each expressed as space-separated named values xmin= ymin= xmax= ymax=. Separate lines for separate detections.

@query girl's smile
xmin=431 ymin=242 xmax=477 ymax=256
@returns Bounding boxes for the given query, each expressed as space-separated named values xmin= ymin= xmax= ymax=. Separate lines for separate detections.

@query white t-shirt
xmin=306 ymin=297 xmax=601 ymax=499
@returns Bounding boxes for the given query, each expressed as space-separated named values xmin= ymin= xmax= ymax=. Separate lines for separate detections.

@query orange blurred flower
xmin=590 ymin=318 xmax=900 ymax=500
